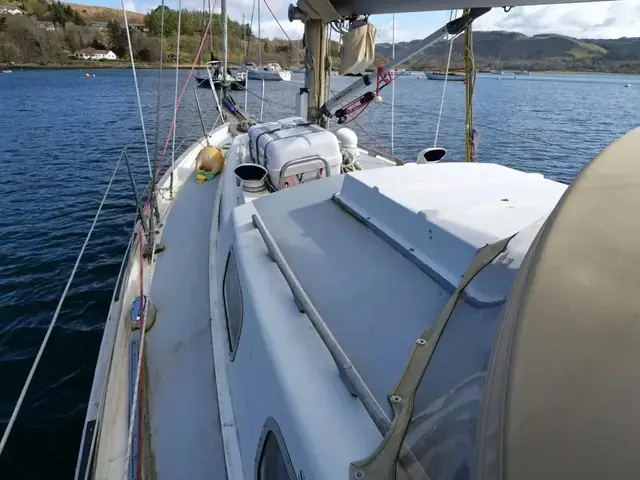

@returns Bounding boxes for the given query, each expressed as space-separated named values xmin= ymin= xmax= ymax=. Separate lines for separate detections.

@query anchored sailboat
xmin=492 ymin=45 xmax=504 ymax=74
xmin=194 ymin=60 xmax=246 ymax=89
xmin=246 ymin=0 xmax=292 ymax=81
xmin=2 ymin=0 xmax=639 ymax=479
xmin=425 ymin=71 xmax=465 ymax=81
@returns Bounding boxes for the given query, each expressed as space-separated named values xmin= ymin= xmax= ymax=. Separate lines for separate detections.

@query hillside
xmin=1 ymin=1 xmax=639 ymax=73
xmin=64 ymin=2 xmax=145 ymax=23
xmin=376 ymin=31 xmax=640 ymax=73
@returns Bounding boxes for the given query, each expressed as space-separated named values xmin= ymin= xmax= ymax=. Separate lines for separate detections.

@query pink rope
xmin=144 ymin=2 xmax=217 ymax=209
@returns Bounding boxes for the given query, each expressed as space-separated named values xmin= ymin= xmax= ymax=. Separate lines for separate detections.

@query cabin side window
xmin=256 ymin=418 xmax=296 ymax=480
xmin=223 ymin=250 xmax=243 ymax=358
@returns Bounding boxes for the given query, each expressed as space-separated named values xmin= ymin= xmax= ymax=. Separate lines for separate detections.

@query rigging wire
xmin=151 ymin=0 xmax=166 ymax=196
xmin=120 ymin=0 xmax=152 ymax=179
xmin=246 ymin=0 xmax=256 ymax=63
xmin=171 ymin=0 xmax=183 ymax=195
xmin=434 ymin=9 xmax=456 ymax=148
xmin=235 ymin=83 xmax=297 ymax=111
xmin=326 ymin=25 xmax=333 ymax=124
xmin=0 ymin=152 xmax=125 ymax=458
xmin=262 ymin=0 xmax=305 ymax=61
xmin=151 ymin=2 xmax=218 ymax=178
xmin=391 ymin=13 xmax=395 ymax=154
xmin=120 ymin=4 xmax=218 ymax=479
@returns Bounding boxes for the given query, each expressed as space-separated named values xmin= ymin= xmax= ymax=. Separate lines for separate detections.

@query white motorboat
xmin=248 ymin=62 xmax=292 ymax=81
xmin=195 ymin=61 xmax=246 ymax=90
xmin=425 ymin=71 xmax=466 ymax=81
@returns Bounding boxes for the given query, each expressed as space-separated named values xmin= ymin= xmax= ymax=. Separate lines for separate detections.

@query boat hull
xmin=194 ymin=74 xmax=244 ymax=90
xmin=247 ymin=69 xmax=291 ymax=81
xmin=425 ymin=72 xmax=465 ymax=81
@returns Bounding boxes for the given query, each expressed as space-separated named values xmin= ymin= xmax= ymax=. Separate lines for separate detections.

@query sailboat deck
xmin=252 ymin=176 xmax=453 ymax=417
xmin=146 ymin=173 xmax=227 ymax=479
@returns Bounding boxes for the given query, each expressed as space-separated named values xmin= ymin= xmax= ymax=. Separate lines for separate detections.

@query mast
xmin=304 ymin=18 xmax=327 ymax=125
xmin=221 ymin=0 xmax=228 ymax=91
xmin=257 ymin=0 xmax=262 ymax=67
xmin=242 ymin=13 xmax=246 ymax=64
xmin=464 ymin=9 xmax=475 ymax=162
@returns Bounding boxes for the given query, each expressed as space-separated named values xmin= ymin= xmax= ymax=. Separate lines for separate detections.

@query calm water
xmin=0 ymin=69 xmax=638 ymax=477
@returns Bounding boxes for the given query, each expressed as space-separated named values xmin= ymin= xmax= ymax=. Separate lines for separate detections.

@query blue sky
xmin=103 ymin=0 xmax=639 ymax=41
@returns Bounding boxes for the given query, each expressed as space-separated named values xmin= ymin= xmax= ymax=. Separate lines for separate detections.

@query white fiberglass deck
xmin=145 ymin=173 xmax=226 ymax=479
xmin=250 ymin=163 xmax=566 ymax=420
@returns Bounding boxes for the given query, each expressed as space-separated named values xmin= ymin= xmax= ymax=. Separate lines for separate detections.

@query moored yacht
xmin=247 ymin=62 xmax=292 ymax=81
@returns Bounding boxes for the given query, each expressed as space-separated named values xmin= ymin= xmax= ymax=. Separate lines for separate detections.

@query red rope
xmin=352 ymin=117 xmax=393 ymax=157
xmin=334 ymin=66 xmax=394 ymax=156
xmin=375 ymin=65 xmax=393 ymax=96
xmin=136 ymin=223 xmax=144 ymax=480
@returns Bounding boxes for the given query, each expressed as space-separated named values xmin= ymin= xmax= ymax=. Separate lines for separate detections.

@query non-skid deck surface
xmin=146 ymin=173 xmax=226 ymax=479
xmin=253 ymin=177 xmax=451 ymax=417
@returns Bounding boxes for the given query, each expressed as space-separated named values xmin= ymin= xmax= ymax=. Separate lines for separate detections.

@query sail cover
xmin=296 ymin=0 xmax=614 ymax=21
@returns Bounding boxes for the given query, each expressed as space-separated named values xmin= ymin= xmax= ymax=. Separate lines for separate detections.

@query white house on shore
xmin=0 ymin=6 xmax=25 ymax=15
xmin=37 ymin=21 xmax=56 ymax=31
xmin=73 ymin=48 xmax=118 ymax=61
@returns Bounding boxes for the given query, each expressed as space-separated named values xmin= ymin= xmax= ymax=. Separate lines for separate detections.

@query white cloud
xmin=375 ymin=18 xmax=430 ymax=43
xmin=258 ymin=19 xmax=305 ymax=39
xmin=123 ymin=0 xmax=137 ymax=12
xmin=475 ymin=0 xmax=640 ymax=38
xmin=133 ymin=0 xmax=639 ymax=41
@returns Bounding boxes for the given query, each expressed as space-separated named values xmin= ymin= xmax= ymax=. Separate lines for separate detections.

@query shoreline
xmin=4 ymin=63 xmax=207 ymax=70
xmin=4 ymin=65 xmax=640 ymax=75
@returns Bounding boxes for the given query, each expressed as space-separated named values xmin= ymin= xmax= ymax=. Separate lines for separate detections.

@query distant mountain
xmin=376 ymin=31 xmax=640 ymax=74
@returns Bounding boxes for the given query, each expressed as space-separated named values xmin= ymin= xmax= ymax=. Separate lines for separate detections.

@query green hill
xmin=376 ymin=31 xmax=640 ymax=73
xmin=1 ymin=2 xmax=639 ymax=73
xmin=0 ymin=1 xmax=286 ymax=66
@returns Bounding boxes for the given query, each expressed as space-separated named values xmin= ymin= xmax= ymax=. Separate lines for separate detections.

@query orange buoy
xmin=196 ymin=146 xmax=225 ymax=175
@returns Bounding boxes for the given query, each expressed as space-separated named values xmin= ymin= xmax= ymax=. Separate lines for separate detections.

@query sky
xmin=104 ymin=0 xmax=640 ymax=41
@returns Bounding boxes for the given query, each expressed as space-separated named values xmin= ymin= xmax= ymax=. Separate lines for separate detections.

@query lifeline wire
xmin=121 ymin=0 xmax=153 ymax=179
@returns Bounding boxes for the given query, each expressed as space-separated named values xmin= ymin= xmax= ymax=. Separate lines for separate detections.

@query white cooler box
xmin=248 ymin=117 xmax=342 ymax=189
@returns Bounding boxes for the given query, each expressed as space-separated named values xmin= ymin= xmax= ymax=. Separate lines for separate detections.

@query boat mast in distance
xmin=221 ymin=0 xmax=229 ymax=93
xmin=258 ymin=0 xmax=262 ymax=68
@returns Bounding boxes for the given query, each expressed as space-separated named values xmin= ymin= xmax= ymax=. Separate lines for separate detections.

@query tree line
xmin=22 ymin=0 xmax=84 ymax=26
xmin=143 ymin=6 xmax=252 ymax=39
